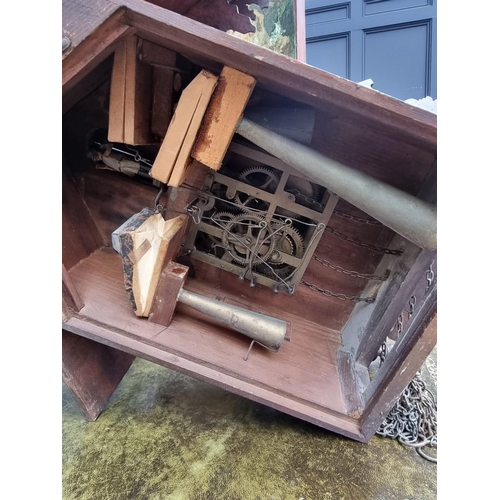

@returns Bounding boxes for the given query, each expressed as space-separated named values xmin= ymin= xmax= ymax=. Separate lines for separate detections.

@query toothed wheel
xmin=221 ymin=213 xmax=276 ymax=266
xmin=234 ymin=166 xmax=280 ymax=212
xmin=258 ymin=225 xmax=304 ymax=279
xmin=207 ymin=211 xmax=237 ymax=246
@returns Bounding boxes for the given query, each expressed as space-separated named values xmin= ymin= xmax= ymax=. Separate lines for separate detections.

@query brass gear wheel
xmin=234 ymin=166 xmax=280 ymax=212
xmin=259 ymin=225 xmax=304 ymax=279
xmin=221 ymin=213 xmax=276 ymax=266
xmin=208 ymin=211 xmax=237 ymax=245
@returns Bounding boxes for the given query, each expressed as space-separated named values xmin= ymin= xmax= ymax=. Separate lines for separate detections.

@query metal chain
xmin=299 ymin=279 xmax=375 ymax=303
xmin=376 ymin=360 xmax=437 ymax=463
xmin=425 ymin=262 xmax=435 ymax=293
xmin=312 ymin=254 xmax=388 ymax=282
xmin=376 ymin=284 xmax=437 ymax=462
xmin=333 ymin=210 xmax=382 ymax=225
xmin=286 ymin=189 xmax=325 ymax=211
xmin=395 ymin=314 xmax=404 ymax=339
xmin=324 ymin=225 xmax=403 ymax=255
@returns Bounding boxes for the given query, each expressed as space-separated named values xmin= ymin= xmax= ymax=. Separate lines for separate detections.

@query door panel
xmin=305 ymin=0 xmax=437 ymax=100
xmin=307 ymin=34 xmax=350 ymax=78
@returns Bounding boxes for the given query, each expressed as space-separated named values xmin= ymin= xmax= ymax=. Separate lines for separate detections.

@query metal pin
xmin=243 ymin=340 xmax=256 ymax=361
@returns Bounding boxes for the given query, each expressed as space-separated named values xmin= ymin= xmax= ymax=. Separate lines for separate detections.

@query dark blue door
xmin=305 ymin=0 xmax=437 ymax=100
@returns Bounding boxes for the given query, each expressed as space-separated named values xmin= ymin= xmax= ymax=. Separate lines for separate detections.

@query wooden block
xmin=107 ymin=42 xmax=126 ymax=143
xmin=148 ymin=261 xmax=189 ymax=327
xmin=192 ymin=66 xmax=256 ymax=171
xmin=167 ymin=75 xmax=218 ymax=186
xmin=150 ymin=69 xmax=218 ymax=184
xmin=124 ymin=35 xmax=153 ymax=145
xmin=108 ymin=37 xmax=178 ymax=144
xmin=113 ymin=210 xmax=188 ymax=317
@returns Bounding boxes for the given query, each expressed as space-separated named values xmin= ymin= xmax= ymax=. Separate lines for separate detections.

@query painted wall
xmin=228 ymin=0 xmax=297 ymax=58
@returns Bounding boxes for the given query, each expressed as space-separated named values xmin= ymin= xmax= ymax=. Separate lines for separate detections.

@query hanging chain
xmin=333 ymin=210 xmax=382 ymax=225
xmin=312 ymin=255 xmax=389 ymax=282
xmin=324 ymin=226 xmax=403 ymax=255
xmin=299 ymin=279 xmax=375 ymax=303
xmin=286 ymin=189 xmax=325 ymax=211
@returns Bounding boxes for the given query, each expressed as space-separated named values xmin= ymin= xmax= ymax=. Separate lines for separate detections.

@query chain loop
xmin=324 ymin=226 xmax=403 ymax=255
xmin=300 ymin=279 xmax=375 ymax=303
xmin=425 ymin=262 xmax=435 ymax=293
xmin=333 ymin=210 xmax=382 ymax=225
xmin=312 ymin=254 xmax=388 ymax=281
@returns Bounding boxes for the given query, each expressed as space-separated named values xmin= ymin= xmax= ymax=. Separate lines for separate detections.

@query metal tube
xmin=237 ymin=118 xmax=437 ymax=250
xmin=177 ymin=289 xmax=287 ymax=352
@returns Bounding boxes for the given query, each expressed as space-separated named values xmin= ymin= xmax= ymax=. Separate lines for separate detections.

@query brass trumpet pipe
xmin=177 ymin=288 xmax=287 ymax=352
xmin=237 ymin=118 xmax=437 ymax=251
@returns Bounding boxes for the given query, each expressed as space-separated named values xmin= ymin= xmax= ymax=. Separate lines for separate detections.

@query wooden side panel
xmin=361 ymin=285 xmax=437 ymax=439
xmin=74 ymin=170 xmax=158 ymax=246
xmin=62 ymin=166 xmax=103 ymax=270
xmin=192 ymin=66 xmax=256 ymax=170
xmin=341 ymin=166 xmax=437 ymax=365
xmin=62 ymin=329 xmax=135 ymax=421
xmin=63 ymin=264 xmax=84 ymax=314
xmin=337 ymin=349 xmax=365 ymax=417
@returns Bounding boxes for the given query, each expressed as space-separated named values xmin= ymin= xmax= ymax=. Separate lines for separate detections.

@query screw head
xmin=62 ymin=36 xmax=71 ymax=53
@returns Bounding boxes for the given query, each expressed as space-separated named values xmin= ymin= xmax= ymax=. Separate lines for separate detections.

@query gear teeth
xmin=211 ymin=212 xmax=236 ymax=225
xmin=235 ymin=166 xmax=280 ymax=213
xmin=221 ymin=213 xmax=276 ymax=266
xmin=238 ymin=166 xmax=280 ymax=186
xmin=267 ymin=225 xmax=305 ymax=270
xmin=206 ymin=212 xmax=236 ymax=244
